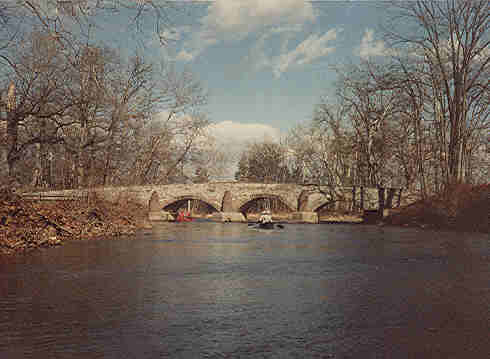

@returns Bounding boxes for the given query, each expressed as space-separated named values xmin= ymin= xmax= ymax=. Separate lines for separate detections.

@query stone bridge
xmin=26 ymin=182 xmax=399 ymax=222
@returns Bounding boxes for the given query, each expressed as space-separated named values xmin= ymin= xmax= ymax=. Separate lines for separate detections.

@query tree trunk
xmin=6 ymin=111 xmax=18 ymax=179
xmin=360 ymin=186 xmax=364 ymax=211
xmin=448 ymin=113 xmax=462 ymax=184
xmin=351 ymin=186 xmax=356 ymax=212
xmin=385 ymin=188 xmax=396 ymax=209
xmin=377 ymin=187 xmax=385 ymax=220
xmin=397 ymin=188 xmax=403 ymax=208
xmin=76 ymin=118 xmax=88 ymax=188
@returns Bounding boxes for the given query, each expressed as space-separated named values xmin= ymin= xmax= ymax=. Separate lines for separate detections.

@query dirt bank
xmin=2 ymin=183 xmax=487 ymax=255
xmin=383 ymin=183 xmax=489 ymax=233
xmin=0 ymin=188 xmax=150 ymax=255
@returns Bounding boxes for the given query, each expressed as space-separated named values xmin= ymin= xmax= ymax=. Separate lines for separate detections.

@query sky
xmin=154 ymin=1 xmax=387 ymax=140
xmin=108 ymin=1 xmax=390 ymax=175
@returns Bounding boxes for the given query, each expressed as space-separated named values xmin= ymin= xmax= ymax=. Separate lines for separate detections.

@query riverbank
xmin=2 ymin=183 xmax=488 ymax=255
xmin=383 ymin=183 xmax=489 ymax=233
xmin=0 ymin=188 xmax=150 ymax=255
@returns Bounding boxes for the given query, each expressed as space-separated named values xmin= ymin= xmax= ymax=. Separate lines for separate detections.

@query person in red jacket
xmin=177 ymin=209 xmax=192 ymax=222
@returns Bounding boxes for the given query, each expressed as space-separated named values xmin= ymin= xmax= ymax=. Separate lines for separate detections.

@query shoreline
xmin=2 ymin=184 xmax=488 ymax=255
xmin=2 ymin=212 xmax=486 ymax=256
xmin=0 ymin=188 xmax=150 ymax=256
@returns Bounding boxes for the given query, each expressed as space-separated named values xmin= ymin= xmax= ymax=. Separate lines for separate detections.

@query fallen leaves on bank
xmin=384 ymin=183 xmax=489 ymax=233
xmin=0 ymin=188 xmax=149 ymax=255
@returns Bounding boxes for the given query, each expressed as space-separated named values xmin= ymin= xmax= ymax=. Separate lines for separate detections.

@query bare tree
xmin=120 ymin=64 xmax=210 ymax=185
xmin=235 ymin=140 xmax=293 ymax=183
xmin=1 ymin=30 xmax=76 ymax=183
xmin=0 ymin=1 xmax=202 ymax=188
xmin=334 ymin=60 xmax=404 ymax=188
xmin=384 ymin=0 xmax=489 ymax=184
xmin=98 ymin=54 xmax=155 ymax=186
xmin=188 ymin=133 xmax=232 ymax=182
xmin=294 ymin=0 xmax=488 ymax=209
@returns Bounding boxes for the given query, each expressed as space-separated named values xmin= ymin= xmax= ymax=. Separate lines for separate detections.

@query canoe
xmin=258 ymin=222 xmax=275 ymax=230
xmin=248 ymin=222 xmax=284 ymax=230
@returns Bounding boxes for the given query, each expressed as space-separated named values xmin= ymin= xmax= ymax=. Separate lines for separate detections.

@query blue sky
xmin=106 ymin=1 xmax=389 ymax=163
xmin=152 ymin=1 xmax=388 ymax=140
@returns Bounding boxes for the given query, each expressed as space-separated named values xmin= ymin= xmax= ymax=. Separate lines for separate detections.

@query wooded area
xmin=235 ymin=0 xmax=488 ymax=201
xmin=1 ymin=1 xmax=488 ymax=255
xmin=0 ymin=1 xmax=227 ymax=188
xmin=1 ymin=1 xmax=488 ymax=198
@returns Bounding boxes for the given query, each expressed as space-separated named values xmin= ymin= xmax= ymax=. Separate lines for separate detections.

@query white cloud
xmin=152 ymin=116 xmax=281 ymax=146
xmin=204 ymin=120 xmax=282 ymax=179
xmin=175 ymin=49 xmax=196 ymax=62
xmin=203 ymin=0 xmax=315 ymax=33
xmin=357 ymin=28 xmax=387 ymax=59
xmin=271 ymin=24 xmax=305 ymax=35
xmin=177 ymin=0 xmax=316 ymax=62
xmin=245 ymin=23 xmax=305 ymax=70
xmin=159 ymin=29 xmax=181 ymax=42
xmin=272 ymin=29 xmax=339 ymax=78
xmin=206 ymin=120 xmax=281 ymax=146
xmin=175 ymin=25 xmax=221 ymax=62
xmin=243 ymin=28 xmax=339 ymax=78
xmin=244 ymin=32 xmax=273 ymax=71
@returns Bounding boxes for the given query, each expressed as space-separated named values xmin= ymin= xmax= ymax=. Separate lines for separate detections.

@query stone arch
xmin=298 ymin=189 xmax=312 ymax=211
xmin=161 ymin=195 xmax=220 ymax=213
xmin=303 ymin=194 xmax=334 ymax=213
xmin=309 ymin=199 xmax=335 ymax=212
xmin=237 ymin=193 xmax=295 ymax=213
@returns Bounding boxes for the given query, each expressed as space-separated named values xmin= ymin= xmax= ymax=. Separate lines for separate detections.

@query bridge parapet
xmin=23 ymin=183 xmax=402 ymax=222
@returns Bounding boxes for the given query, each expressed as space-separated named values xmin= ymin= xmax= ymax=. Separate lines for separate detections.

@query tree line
xmin=235 ymin=0 xmax=488 ymax=200
xmin=1 ymin=1 xmax=487 ymax=196
xmin=0 ymin=1 xmax=226 ymax=189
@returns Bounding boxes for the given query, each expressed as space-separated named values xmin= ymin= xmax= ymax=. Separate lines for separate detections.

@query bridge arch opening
xmin=163 ymin=197 xmax=218 ymax=217
xmin=238 ymin=194 xmax=293 ymax=219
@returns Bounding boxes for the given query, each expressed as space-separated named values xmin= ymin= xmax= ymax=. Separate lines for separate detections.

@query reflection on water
xmin=0 ymin=223 xmax=489 ymax=358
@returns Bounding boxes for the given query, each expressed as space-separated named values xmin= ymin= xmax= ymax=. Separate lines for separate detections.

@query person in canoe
xmin=176 ymin=209 xmax=193 ymax=222
xmin=258 ymin=210 xmax=274 ymax=229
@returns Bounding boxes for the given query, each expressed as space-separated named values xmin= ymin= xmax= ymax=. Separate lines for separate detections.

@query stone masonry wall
xmin=23 ymin=183 xmax=388 ymax=213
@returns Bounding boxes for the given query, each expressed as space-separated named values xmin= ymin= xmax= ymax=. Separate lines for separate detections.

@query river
xmin=1 ymin=222 xmax=489 ymax=358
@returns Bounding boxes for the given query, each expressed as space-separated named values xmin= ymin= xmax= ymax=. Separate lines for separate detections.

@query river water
xmin=1 ymin=223 xmax=489 ymax=358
